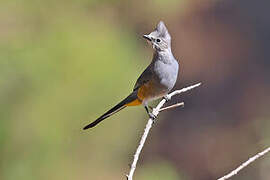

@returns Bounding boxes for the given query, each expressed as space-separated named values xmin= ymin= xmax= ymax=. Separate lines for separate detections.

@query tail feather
xmin=83 ymin=91 xmax=138 ymax=130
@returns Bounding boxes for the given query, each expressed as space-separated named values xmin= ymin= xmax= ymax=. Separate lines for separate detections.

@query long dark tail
xmin=83 ymin=91 xmax=138 ymax=130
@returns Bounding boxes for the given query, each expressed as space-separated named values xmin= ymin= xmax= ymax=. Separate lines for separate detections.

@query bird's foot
xmin=148 ymin=112 xmax=157 ymax=121
xmin=163 ymin=95 xmax=171 ymax=102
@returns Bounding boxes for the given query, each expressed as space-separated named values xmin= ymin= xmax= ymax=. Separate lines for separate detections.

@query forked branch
xmin=126 ymin=83 xmax=201 ymax=180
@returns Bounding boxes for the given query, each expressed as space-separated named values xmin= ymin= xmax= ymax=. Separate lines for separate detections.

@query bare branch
xmin=159 ymin=102 xmax=184 ymax=112
xmin=218 ymin=147 xmax=270 ymax=180
xmin=126 ymin=83 xmax=201 ymax=180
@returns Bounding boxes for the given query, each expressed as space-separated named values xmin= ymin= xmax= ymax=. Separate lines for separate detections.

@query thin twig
xmin=159 ymin=102 xmax=184 ymax=112
xmin=126 ymin=83 xmax=201 ymax=180
xmin=218 ymin=147 xmax=270 ymax=180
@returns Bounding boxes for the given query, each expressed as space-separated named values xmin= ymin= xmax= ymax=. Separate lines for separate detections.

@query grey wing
xmin=133 ymin=66 xmax=153 ymax=91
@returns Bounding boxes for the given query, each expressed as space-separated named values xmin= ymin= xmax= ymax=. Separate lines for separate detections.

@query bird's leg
xmin=144 ymin=105 xmax=157 ymax=120
xmin=163 ymin=94 xmax=171 ymax=102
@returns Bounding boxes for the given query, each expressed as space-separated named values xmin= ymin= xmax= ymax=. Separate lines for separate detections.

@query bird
xmin=83 ymin=21 xmax=179 ymax=130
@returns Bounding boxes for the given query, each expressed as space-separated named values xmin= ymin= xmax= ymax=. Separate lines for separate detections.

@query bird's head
xmin=143 ymin=21 xmax=171 ymax=52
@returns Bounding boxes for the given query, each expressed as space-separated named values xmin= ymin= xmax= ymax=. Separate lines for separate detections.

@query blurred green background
xmin=1 ymin=0 xmax=270 ymax=179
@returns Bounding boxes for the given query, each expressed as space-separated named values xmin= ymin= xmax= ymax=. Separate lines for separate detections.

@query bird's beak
xmin=143 ymin=34 xmax=151 ymax=41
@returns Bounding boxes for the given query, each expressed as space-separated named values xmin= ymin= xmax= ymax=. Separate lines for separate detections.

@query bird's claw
xmin=148 ymin=112 xmax=157 ymax=121
xmin=164 ymin=95 xmax=171 ymax=102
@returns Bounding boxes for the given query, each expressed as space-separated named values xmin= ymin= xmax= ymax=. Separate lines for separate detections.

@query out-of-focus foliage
xmin=136 ymin=159 xmax=188 ymax=180
xmin=1 ymin=0 xmax=270 ymax=179
xmin=0 ymin=1 xmax=147 ymax=179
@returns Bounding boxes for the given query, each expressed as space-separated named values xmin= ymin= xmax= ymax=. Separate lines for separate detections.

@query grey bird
xmin=83 ymin=21 xmax=179 ymax=130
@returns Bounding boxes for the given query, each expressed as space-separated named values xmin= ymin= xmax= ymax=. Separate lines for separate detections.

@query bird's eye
xmin=156 ymin=38 xmax=161 ymax=43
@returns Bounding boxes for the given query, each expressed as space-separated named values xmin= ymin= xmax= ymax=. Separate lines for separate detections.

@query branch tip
xmin=159 ymin=102 xmax=184 ymax=112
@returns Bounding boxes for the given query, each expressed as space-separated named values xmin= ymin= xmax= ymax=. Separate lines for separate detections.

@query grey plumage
xmin=140 ymin=21 xmax=179 ymax=104
xmin=83 ymin=21 xmax=179 ymax=129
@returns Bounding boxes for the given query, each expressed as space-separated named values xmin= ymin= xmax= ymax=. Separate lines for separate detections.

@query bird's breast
xmin=153 ymin=59 xmax=179 ymax=91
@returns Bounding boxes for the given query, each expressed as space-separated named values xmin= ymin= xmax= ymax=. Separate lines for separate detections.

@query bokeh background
xmin=1 ymin=0 xmax=270 ymax=179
